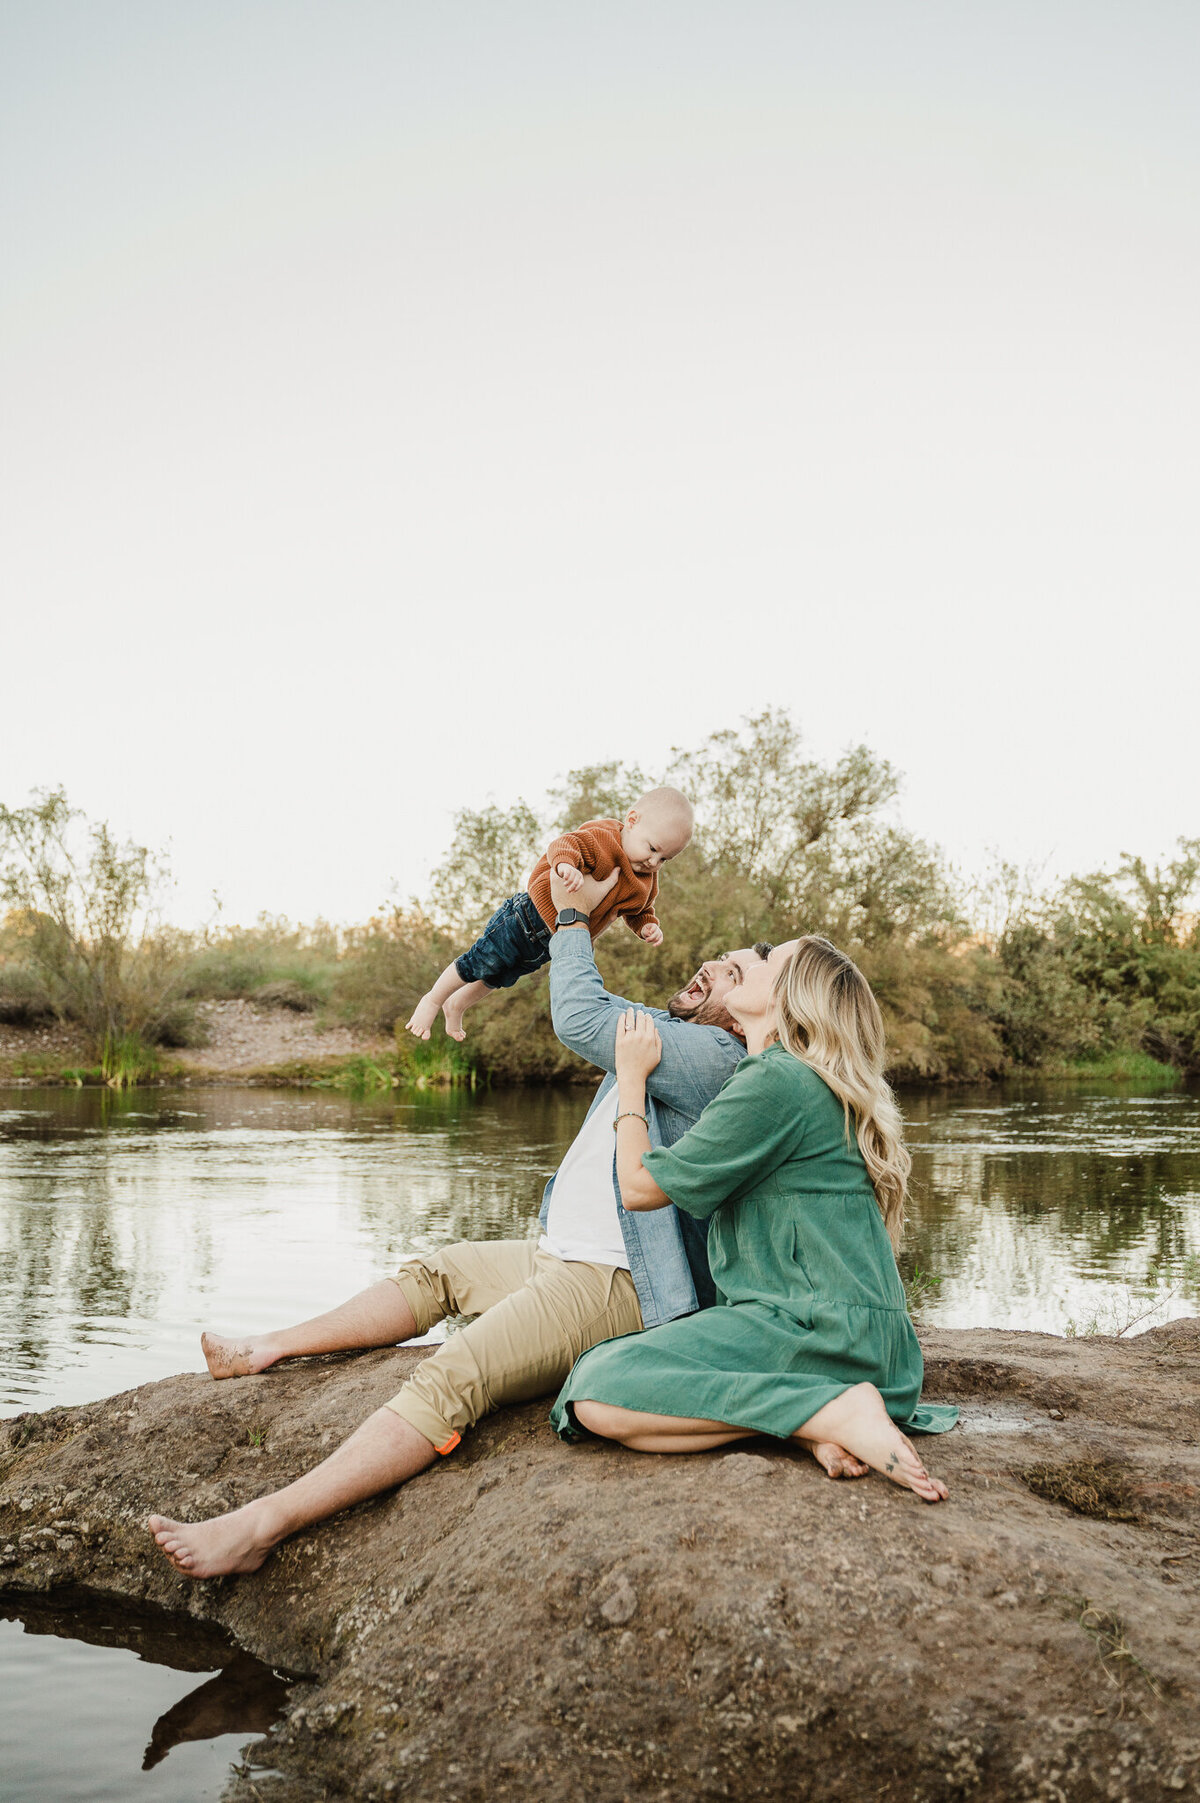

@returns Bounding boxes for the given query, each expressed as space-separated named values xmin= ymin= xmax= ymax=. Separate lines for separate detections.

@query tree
xmin=427 ymin=799 xmax=544 ymax=937
xmin=0 ymin=788 xmax=184 ymax=1055
xmin=548 ymin=762 xmax=648 ymax=834
xmin=667 ymin=708 xmax=902 ymax=913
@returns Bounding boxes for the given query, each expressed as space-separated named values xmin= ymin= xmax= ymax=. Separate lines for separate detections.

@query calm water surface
xmin=2 ymin=1079 xmax=1198 ymax=1417
xmin=0 ymin=1591 xmax=297 ymax=1802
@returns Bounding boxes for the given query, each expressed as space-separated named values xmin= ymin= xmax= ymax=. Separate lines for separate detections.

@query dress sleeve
xmin=640 ymin=1051 xmax=810 ymax=1220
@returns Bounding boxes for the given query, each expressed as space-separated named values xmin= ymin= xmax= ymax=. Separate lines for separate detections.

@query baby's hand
xmin=640 ymin=923 xmax=664 ymax=946
xmin=555 ymin=862 xmax=584 ymax=894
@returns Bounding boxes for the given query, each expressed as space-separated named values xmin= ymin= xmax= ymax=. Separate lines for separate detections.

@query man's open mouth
xmin=683 ymin=978 xmax=708 ymax=1004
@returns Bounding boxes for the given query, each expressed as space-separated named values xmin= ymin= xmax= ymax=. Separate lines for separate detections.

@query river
xmin=3 ymin=1078 xmax=1198 ymax=1419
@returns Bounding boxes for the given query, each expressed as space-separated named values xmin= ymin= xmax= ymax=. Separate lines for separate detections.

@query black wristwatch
xmin=555 ymin=908 xmax=591 ymax=928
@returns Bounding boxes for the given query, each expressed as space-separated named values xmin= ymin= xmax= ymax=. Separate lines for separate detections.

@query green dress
xmin=551 ymin=1045 xmax=958 ymax=1442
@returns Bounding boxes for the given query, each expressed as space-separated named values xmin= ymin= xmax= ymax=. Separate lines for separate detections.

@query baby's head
xmin=621 ymin=787 xmax=694 ymax=875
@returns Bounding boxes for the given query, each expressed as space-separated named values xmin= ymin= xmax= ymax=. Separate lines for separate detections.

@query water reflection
xmin=0 ymin=1085 xmax=584 ymax=1414
xmin=1 ymin=1081 xmax=1197 ymax=1415
xmin=0 ymin=1589 xmax=299 ymax=1801
xmin=903 ymin=1087 xmax=1200 ymax=1332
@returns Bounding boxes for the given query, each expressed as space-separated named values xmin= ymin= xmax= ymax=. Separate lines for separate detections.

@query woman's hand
xmin=612 ymin=1009 xmax=670 ymax=1212
xmin=615 ymin=1006 xmax=662 ymax=1083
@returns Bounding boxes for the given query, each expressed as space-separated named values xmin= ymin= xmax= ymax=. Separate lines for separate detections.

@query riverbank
xmin=0 ymin=1008 xmax=1183 ymax=1092
xmin=2 ymin=1320 xmax=1198 ymax=1801
xmin=0 ymin=1002 xmax=410 ymax=1090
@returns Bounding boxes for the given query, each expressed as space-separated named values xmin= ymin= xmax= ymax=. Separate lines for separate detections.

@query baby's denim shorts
xmin=454 ymin=892 xmax=552 ymax=990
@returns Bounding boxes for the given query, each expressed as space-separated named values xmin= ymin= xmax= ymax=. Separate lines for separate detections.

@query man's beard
xmin=667 ymin=975 xmax=737 ymax=1034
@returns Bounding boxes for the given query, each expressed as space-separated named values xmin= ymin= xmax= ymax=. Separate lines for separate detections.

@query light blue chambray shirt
xmin=541 ymin=929 xmax=746 ymax=1328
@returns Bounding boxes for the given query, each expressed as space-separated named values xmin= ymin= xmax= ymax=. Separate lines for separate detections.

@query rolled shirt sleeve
xmin=640 ymin=1050 xmax=810 ymax=1220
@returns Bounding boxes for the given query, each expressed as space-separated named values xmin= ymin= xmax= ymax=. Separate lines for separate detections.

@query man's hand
xmin=549 ymin=864 xmax=620 ymax=917
xmin=640 ymin=923 xmax=664 ymax=947
xmin=555 ymin=861 xmax=584 ymax=893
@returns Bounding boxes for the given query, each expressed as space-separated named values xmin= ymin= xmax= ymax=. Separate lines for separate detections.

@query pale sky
xmin=3 ymin=2 xmax=1196 ymax=927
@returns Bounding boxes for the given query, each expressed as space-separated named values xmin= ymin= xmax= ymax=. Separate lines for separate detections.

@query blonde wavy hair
xmin=772 ymin=935 xmax=910 ymax=1250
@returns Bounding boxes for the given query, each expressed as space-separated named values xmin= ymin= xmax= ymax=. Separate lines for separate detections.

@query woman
xmin=551 ymin=936 xmax=957 ymax=1501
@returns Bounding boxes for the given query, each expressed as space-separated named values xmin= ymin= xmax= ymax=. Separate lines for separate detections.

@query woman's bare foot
xmin=808 ymin=1439 xmax=869 ymax=1480
xmin=201 ymin=1331 xmax=279 ymax=1380
xmin=405 ymin=993 xmax=438 ymax=1040
xmin=798 ymin=1383 xmax=948 ymax=1503
xmin=441 ymin=994 xmax=469 ymax=1042
xmin=147 ymin=1502 xmax=281 ymax=1579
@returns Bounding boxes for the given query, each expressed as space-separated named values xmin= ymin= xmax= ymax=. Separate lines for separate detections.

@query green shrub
xmin=253 ymin=979 xmax=318 ymax=1013
xmin=330 ymin=908 xmax=448 ymax=1034
xmin=0 ymin=789 xmax=189 ymax=1055
xmin=183 ymin=917 xmax=339 ymax=1004
xmin=0 ymin=964 xmax=56 ymax=1026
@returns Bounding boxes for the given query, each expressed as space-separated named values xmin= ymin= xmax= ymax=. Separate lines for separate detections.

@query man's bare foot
xmin=147 ymin=1502 xmax=280 ymax=1579
xmin=808 ymin=1439 xmax=869 ymax=1480
xmin=800 ymin=1383 xmax=948 ymax=1503
xmin=441 ymin=994 xmax=469 ymax=1042
xmin=405 ymin=993 xmax=438 ymax=1040
xmin=201 ymin=1331 xmax=278 ymax=1380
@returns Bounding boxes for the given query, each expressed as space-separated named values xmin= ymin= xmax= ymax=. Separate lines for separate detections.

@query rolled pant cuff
xmin=386 ymin=1262 xmax=438 ymax=1337
xmin=384 ymin=1387 xmax=461 ymax=1455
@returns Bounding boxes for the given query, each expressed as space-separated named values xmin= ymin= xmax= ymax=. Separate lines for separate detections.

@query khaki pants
xmin=385 ymin=1240 xmax=643 ymax=1453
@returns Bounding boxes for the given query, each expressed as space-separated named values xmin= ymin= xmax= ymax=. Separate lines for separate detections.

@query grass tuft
xmin=1056 ymin=1595 xmax=1166 ymax=1710
xmin=1024 ymin=1457 xmax=1142 ymax=1522
xmin=903 ymin=1265 xmax=943 ymax=1318
xmin=100 ymin=1032 xmax=162 ymax=1089
xmin=392 ymin=1029 xmax=478 ymax=1090
xmin=1043 ymin=1049 xmax=1182 ymax=1088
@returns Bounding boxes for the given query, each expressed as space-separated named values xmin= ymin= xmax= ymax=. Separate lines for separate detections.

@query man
xmin=149 ymin=872 xmax=775 ymax=1579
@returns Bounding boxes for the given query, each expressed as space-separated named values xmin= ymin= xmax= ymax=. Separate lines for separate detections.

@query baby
xmin=406 ymin=786 xmax=694 ymax=1041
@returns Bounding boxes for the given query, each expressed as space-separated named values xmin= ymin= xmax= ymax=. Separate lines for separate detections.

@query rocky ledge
xmin=2 ymin=1321 xmax=1198 ymax=1803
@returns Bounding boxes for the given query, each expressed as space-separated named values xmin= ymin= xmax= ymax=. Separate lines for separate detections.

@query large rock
xmin=2 ymin=1321 xmax=1198 ymax=1802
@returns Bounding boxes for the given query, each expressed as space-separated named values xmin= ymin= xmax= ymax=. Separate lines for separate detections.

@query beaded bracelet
xmin=613 ymin=1111 xmax=649 ymax=1132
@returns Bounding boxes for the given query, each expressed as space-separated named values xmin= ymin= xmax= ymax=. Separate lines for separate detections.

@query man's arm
xmin=549 ymin=928 xmax=742 ymax=1112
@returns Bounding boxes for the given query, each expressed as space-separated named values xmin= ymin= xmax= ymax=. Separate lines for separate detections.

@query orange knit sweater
xmin=527 ymin=818 xmax=660 ymax=938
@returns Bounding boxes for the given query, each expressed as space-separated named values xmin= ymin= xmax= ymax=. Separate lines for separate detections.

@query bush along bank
xmin=2 ymin=715 xmax=1198 ymax=1089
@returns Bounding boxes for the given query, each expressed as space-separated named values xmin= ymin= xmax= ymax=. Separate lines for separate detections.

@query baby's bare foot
xmin=201 ymin=1331 xmax=276 ymax=1380
xmin=441 ymin=995 xmax=469 ymax=1042
xmin=405 ymin=994 xmax=438 ymax=1040
xmin=147 ymin=1504 xmax=278 ymax=1579
xmin=809 ymin=1439 xmax=869 ymax=1480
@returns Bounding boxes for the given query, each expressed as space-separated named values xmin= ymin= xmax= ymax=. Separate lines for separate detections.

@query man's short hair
xmin=753 ymin=942 xmax=773 ymax=960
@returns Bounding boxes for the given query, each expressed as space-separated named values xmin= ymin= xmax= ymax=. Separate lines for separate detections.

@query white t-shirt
xmin=539 ymin=1089 xmax=631 ymax=1270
